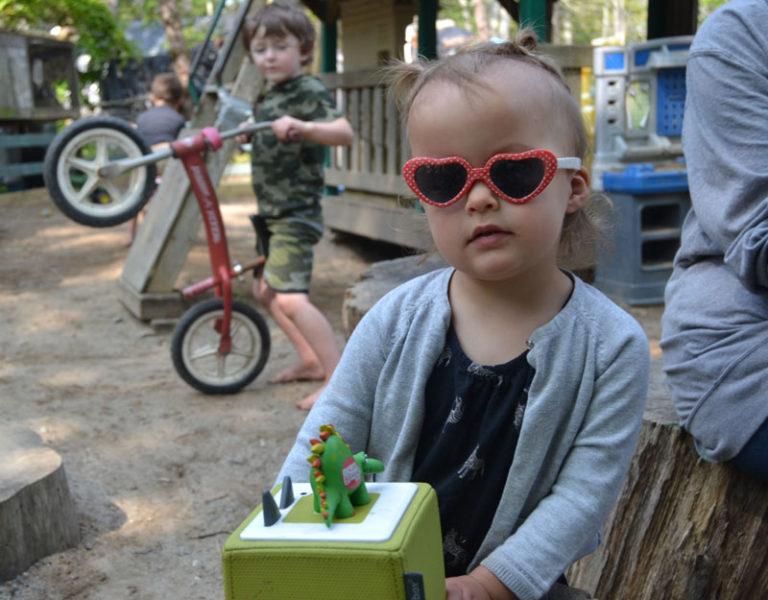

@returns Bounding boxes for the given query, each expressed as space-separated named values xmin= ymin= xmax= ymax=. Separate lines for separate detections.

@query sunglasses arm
xmin=557 ymin=157 xmax=582 ymax=170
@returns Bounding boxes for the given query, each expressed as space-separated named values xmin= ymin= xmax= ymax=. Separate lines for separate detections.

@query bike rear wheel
xmin=171 ymin=299 xmax=271 ymax=394
xmin=43 ymin=117 xmax=157 ymax=227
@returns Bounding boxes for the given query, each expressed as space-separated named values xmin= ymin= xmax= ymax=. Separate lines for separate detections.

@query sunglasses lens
xmin=414 ymin=163 xmax=467 ymax=204
xmin=490 ymin=158 xmax=546 ymax=199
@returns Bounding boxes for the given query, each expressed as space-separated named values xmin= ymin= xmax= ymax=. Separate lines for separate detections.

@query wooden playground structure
xmin=118 ymin=0 xmax=594 ymax=323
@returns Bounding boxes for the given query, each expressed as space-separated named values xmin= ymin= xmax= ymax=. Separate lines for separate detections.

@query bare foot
xmin=296 ymin=385 xmax=325 ymax=411
xmin=269 ymin=362 xmax=325 ymax=384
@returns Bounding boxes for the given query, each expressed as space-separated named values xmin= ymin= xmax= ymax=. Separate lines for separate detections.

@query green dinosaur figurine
xmin=306 ymin=424 xmax=385 ymax=527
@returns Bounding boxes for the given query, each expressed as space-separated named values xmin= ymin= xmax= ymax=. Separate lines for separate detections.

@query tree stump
xmin=343 ymin=254 xmax=768 ymax=599
xmin=342 ymin=253 xmax=447 ymax=337
xmin=567 ymin=404 xmax=768 ymax=599
xmin=0 ymin=424 xmax=80 ymax=581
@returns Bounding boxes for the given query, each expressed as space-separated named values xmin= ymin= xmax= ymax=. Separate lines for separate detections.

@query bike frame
xmin=119 ymin=123 xmax=269 ymax=354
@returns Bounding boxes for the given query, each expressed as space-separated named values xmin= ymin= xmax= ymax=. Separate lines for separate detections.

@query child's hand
xmin=235 ymin=122 xmax=251 ymax=145
xmin=446 ymin=575 xmax=490 ymax=599
xmin=272 ymin=115 xmax=305 ymax=142
xmin=445 ymin=567 xmax=517 ymax=600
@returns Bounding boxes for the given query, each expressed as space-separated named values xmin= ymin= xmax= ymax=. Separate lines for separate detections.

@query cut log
xmin=342 ymin=253 xmax=446 ymax=337
xmin=0 ymin=424 xmax=80 ymax=581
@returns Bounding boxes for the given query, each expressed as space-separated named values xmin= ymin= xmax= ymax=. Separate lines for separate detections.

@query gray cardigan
xmin=278 ymin=268 xmax=649 ymax=600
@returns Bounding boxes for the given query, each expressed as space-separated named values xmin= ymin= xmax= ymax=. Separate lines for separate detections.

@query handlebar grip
xmin=182 ymin=277 xmax=215 ymax=299
xmin=202 ymin=127 xmax=223 ymax=151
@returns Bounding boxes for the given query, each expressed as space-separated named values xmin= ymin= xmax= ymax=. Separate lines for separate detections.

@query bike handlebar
xmin=97 ymin=121 xmax=272 ymax=178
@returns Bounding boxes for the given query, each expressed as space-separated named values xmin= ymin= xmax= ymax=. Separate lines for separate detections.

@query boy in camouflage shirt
xmin=239 ymin=3 xmax=354 ymax=409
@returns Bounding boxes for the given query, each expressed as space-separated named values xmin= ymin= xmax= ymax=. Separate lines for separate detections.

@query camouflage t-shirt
xmin=250 ymin=75 xmax=341 ymax=218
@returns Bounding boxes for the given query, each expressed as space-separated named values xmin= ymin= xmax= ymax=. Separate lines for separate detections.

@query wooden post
xmin=417 ymin=0 xmax=438 ymax=60
xmin=647 ymin=0 xmax=699 ymax=39
xmin=520 ymin=0 xmax=549 ymax=42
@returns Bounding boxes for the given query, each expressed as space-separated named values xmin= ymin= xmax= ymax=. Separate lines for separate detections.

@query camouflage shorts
xmin=250 ymin=212 xmax=323 ymax=293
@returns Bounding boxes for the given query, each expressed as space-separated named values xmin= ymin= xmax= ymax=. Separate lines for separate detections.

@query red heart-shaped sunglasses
xmin=403 ymin=149 xmax=581 ymax=207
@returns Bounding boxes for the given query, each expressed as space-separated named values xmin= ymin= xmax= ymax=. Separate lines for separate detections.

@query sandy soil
xmin=0 ymin=179 xmax=406 ymax=599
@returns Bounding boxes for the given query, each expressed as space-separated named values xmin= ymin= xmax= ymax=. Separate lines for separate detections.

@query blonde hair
xmin=386 ymin=29 xmax=610 ymax=270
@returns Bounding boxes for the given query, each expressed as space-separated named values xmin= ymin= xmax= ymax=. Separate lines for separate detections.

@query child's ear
xmin=565 ymin=166 xmax=590 ymax=214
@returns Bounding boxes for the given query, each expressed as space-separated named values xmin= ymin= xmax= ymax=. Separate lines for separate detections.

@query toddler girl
xmin=278 ymin=30 xmax=649 ymax=600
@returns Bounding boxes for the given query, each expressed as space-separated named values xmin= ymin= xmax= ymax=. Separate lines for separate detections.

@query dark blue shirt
xmin=135 ymin=105 xmax=185 ymax=147
xmin=412 ymin=325 xmax=534 ymax=576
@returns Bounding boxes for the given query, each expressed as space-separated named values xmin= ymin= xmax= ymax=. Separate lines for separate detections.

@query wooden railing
xmin=319 ymin=69 xmax=411 ymax=198
xmin=320 ymin=46 xmax=592 ymax=194
xmin=316 ymin=46 xmax=593 ymax=249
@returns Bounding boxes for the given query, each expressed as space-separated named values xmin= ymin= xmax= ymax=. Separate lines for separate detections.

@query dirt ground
xmin=0 ymin=178 xmax=407 ymax=599
xmin=0 ymin=177 xmax=666 ymax=599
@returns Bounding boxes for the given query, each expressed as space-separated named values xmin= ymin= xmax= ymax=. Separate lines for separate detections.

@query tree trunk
xmin=567 ymin=419 xmax=768 ymax=599
xmin=159 ymin=0 xmax=190 ymax=87
xmin=472 ymin=0 xmax=490 ymax=41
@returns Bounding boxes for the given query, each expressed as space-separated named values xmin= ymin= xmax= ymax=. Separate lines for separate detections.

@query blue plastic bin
xmin=595 ymin=163 xmax=690 ymax=305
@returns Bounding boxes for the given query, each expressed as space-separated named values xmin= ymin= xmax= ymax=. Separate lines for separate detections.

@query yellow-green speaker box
xmin=222 ymin=482 xmax=444 ymax=599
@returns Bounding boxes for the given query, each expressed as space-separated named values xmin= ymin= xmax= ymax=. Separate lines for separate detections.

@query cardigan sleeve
xmin=481 ymin=305 xmax=649 ymax=600
xmin=276 ymin=302 xmax=388 ymax=485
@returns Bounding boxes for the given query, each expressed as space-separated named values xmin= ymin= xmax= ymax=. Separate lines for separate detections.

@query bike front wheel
xmin=43 ymin=117 xmax=157 ymax=227
xmin=171 ymin=299 xmax=271 ymax=394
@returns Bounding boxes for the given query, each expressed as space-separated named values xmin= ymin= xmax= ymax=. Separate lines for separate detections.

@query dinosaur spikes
xmin=309 ymin=438 xmax=321 ymax=446
xmin=310 ymin=442 xmax=325 ymax=454
xmin=311 ymin=458 xmax=321 ymax=468
xmin=319 ymin=424 xmax=338 ymax=437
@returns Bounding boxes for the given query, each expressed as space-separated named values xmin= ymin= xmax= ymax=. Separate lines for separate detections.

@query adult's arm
xmin=682 ymin=5 xmax=768 ymax=290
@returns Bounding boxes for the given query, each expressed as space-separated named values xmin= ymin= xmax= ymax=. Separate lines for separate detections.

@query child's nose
xmin=464 ymin=180 xmax=499 ymax=212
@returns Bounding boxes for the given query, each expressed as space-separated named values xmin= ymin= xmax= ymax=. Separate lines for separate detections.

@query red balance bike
xmin=44 ymin=110 xmax=272 ymax=395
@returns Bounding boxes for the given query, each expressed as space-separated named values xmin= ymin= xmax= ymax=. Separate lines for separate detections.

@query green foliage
xmin=437 ymin=0 xmax=731 ymax=46
xmin=115 ymin=0 xmax=240 ymax=51
xmin=555 ymin=0 xmax=646 ymax=44
xmin=698 ymin=0 xmax=728 ymax=23
xmin=0 ymin=0 xmax=137 ymax=69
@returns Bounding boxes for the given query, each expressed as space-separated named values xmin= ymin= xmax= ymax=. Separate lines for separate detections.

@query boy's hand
xmin=445 ymin=567 xmax=517 ymax=600
xmin=272 ymin=115 xmax=305 ymax=142
xmin=235 ymin=121 xmax=251 ymax=145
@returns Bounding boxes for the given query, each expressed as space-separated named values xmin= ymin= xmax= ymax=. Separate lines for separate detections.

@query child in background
xmin=238 ymin=3 xmax=354 ymax=410
xmin=126 ymin=72 xmax=186 ymax=246
xmin=278 ymin=30 xmax=649 ymax=600
xmin=136 ymin=72 xmax=186 ymax=147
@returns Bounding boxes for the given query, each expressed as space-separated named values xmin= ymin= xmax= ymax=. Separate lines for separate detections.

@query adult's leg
xmin=730 ymin=416 xmax=768 ymax=482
